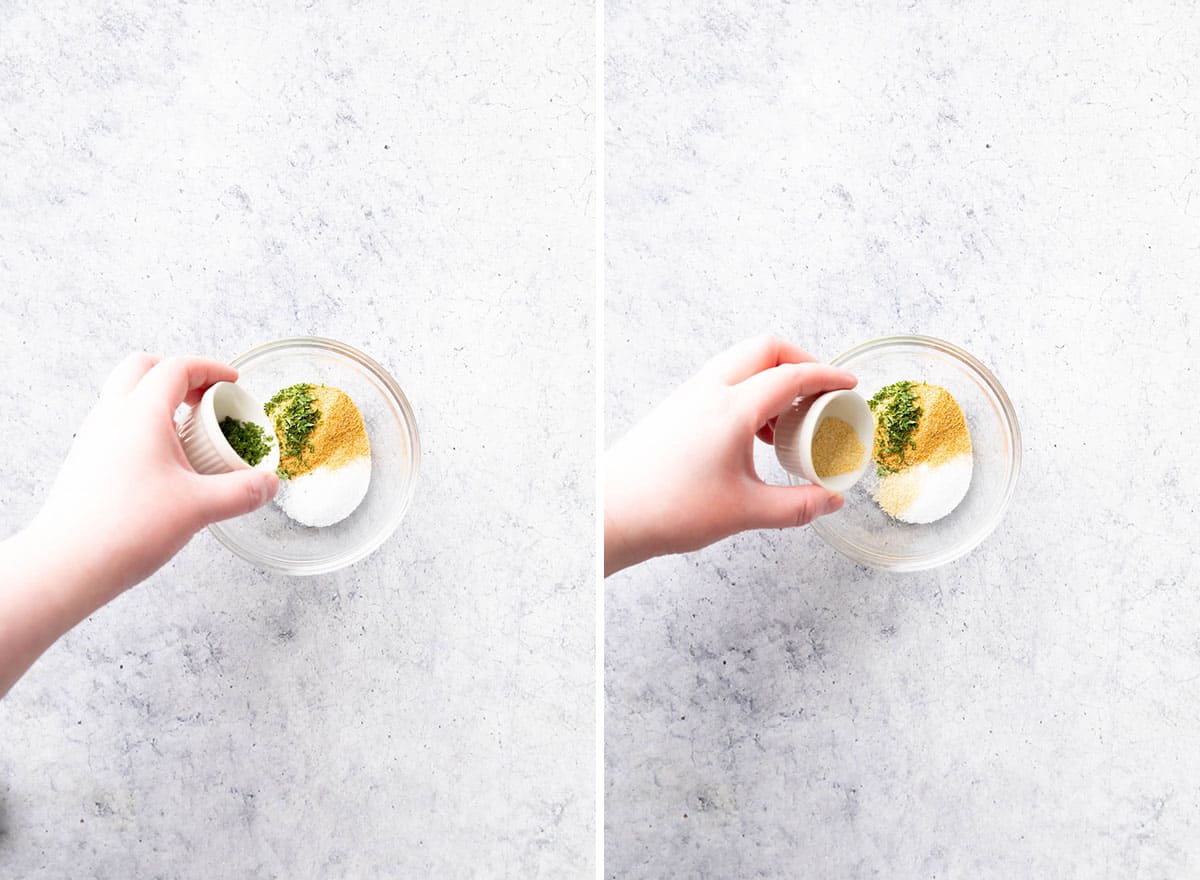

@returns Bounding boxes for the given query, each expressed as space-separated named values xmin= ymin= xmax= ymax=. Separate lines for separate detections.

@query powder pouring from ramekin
xmin=178 ymin=381 xmax=280 ymax=475
xmin=773 ymin=389 xmax=874 ymax=493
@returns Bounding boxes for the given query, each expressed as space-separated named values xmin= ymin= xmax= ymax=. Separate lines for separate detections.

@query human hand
xmin=0 ymin=354 xmax=279 ymax=696
xmin=26 ymin=354 xmax=279 ymax=602
xmin=604 ymin=336 xmax=857 ymax=575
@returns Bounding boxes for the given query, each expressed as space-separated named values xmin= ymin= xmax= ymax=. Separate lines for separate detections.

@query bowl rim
xmin=207 ymin=336 xmax=421 ymax=576
xmin=810 ymin=334 xmax=1021 ymax=571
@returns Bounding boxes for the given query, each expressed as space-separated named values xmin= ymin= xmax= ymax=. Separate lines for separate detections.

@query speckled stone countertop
xmin=607 ymin=2 xmax=1200 ymax=876
xmin=0 ymin=2 xmax=593 ymax=876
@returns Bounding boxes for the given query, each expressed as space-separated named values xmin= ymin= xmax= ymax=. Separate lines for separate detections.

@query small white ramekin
xmin=177 ymin=381 xmax=279 ymax=475
xmin=773 ymin=388 xmax=874 ymax=493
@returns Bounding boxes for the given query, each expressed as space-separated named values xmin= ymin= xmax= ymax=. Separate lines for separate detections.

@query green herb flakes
xmin=264 ymin=383 xmax=322 ymax=478
xmin=868 ymin=380 xmax=923 ymax=475
xmin=218 ymin=417 xmax=273 ymax=467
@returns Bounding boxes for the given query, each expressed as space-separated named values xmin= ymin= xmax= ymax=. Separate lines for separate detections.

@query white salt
xmin=276 ymin=457 xmax=371 ymax=527
xmin=878 ymin=454 xmax=973 ymax=524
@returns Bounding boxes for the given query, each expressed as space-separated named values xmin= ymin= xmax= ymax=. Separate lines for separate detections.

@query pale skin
xmin=0 ymin=354 xmax=280 ymax=698
xmin=605 ymin=336 xmax=858 ymax=576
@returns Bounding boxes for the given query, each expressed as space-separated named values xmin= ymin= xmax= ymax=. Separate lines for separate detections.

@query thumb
xmin=192 ymin=470 xmax=280 ymax=524
xmin=744 ymin=483 xmax=843 ymax=530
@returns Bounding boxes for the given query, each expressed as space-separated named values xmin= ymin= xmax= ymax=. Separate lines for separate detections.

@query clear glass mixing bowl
xmin=794 ymin=336 xmax=1020 ymax=571
xmin=208 ymin=337 xmax=420 ymax=575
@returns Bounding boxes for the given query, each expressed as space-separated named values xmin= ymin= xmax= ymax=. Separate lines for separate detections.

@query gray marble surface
xmin=0 ymin=2 xmax=592 ymax=877
xmin=607 ymin=1 xmax=1200 ymax=876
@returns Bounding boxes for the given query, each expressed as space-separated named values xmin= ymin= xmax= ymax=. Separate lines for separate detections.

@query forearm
xmin=0 ymin=523 xmax=118 ymax=697
xmin=604 ymin=510 xmax=648 ymax=577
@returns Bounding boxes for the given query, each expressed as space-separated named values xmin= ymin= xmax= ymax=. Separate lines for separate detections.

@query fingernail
xmin=827 ymin=492 xmax=844 ymax=512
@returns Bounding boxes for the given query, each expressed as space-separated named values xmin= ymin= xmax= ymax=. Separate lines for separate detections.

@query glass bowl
xmin=208 ymin=337 xmax=420 ymax=575
xmin=795 ymin=335 xmax=1020 ymax=571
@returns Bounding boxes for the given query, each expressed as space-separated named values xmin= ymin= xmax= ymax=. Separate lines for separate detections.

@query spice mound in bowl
xmin=868 ymin=380 xmax=972 ymax=524
xmin=265 ymin=383 xmax=371 ymax=528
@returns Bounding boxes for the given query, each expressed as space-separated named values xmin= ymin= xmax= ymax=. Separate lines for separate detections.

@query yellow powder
xmin=873 ymin=382 xmax=971 ymax=473
xmin=812 ymin=416 xmax=866 ymax=478
xmin=907 ymin=383 xmax=971 ymax=466
xmin=275 ymin=385 xmax=370 ymax=479
xmin=875 ymin=467 xmax=922 ymax=517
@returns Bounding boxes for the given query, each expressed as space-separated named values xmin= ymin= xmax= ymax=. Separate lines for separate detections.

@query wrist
xmin=603 ymin=498 xmax=659 ymax=577
xmin=22 ymin=511 xmax=127 ymax=613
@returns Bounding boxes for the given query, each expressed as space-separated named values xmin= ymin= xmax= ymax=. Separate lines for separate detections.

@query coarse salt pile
xmin=870 ymin=381 xmax=972 ymax=524
xmin=267 ymin=384 xmax=371 ymax=528
xmin=276 ymin=457 xmax=371 ymax=527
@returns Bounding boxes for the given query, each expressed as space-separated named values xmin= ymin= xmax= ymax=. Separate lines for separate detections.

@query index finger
xmin=699 ymin=334 xmax=815 ymax=384
xmin=134 ymin=356 xmax=239 ymax=410
xmin=735 ymin=361 xmax=858 ymax=429
xmin=100 ymin=351 xmax=161 ymax=399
